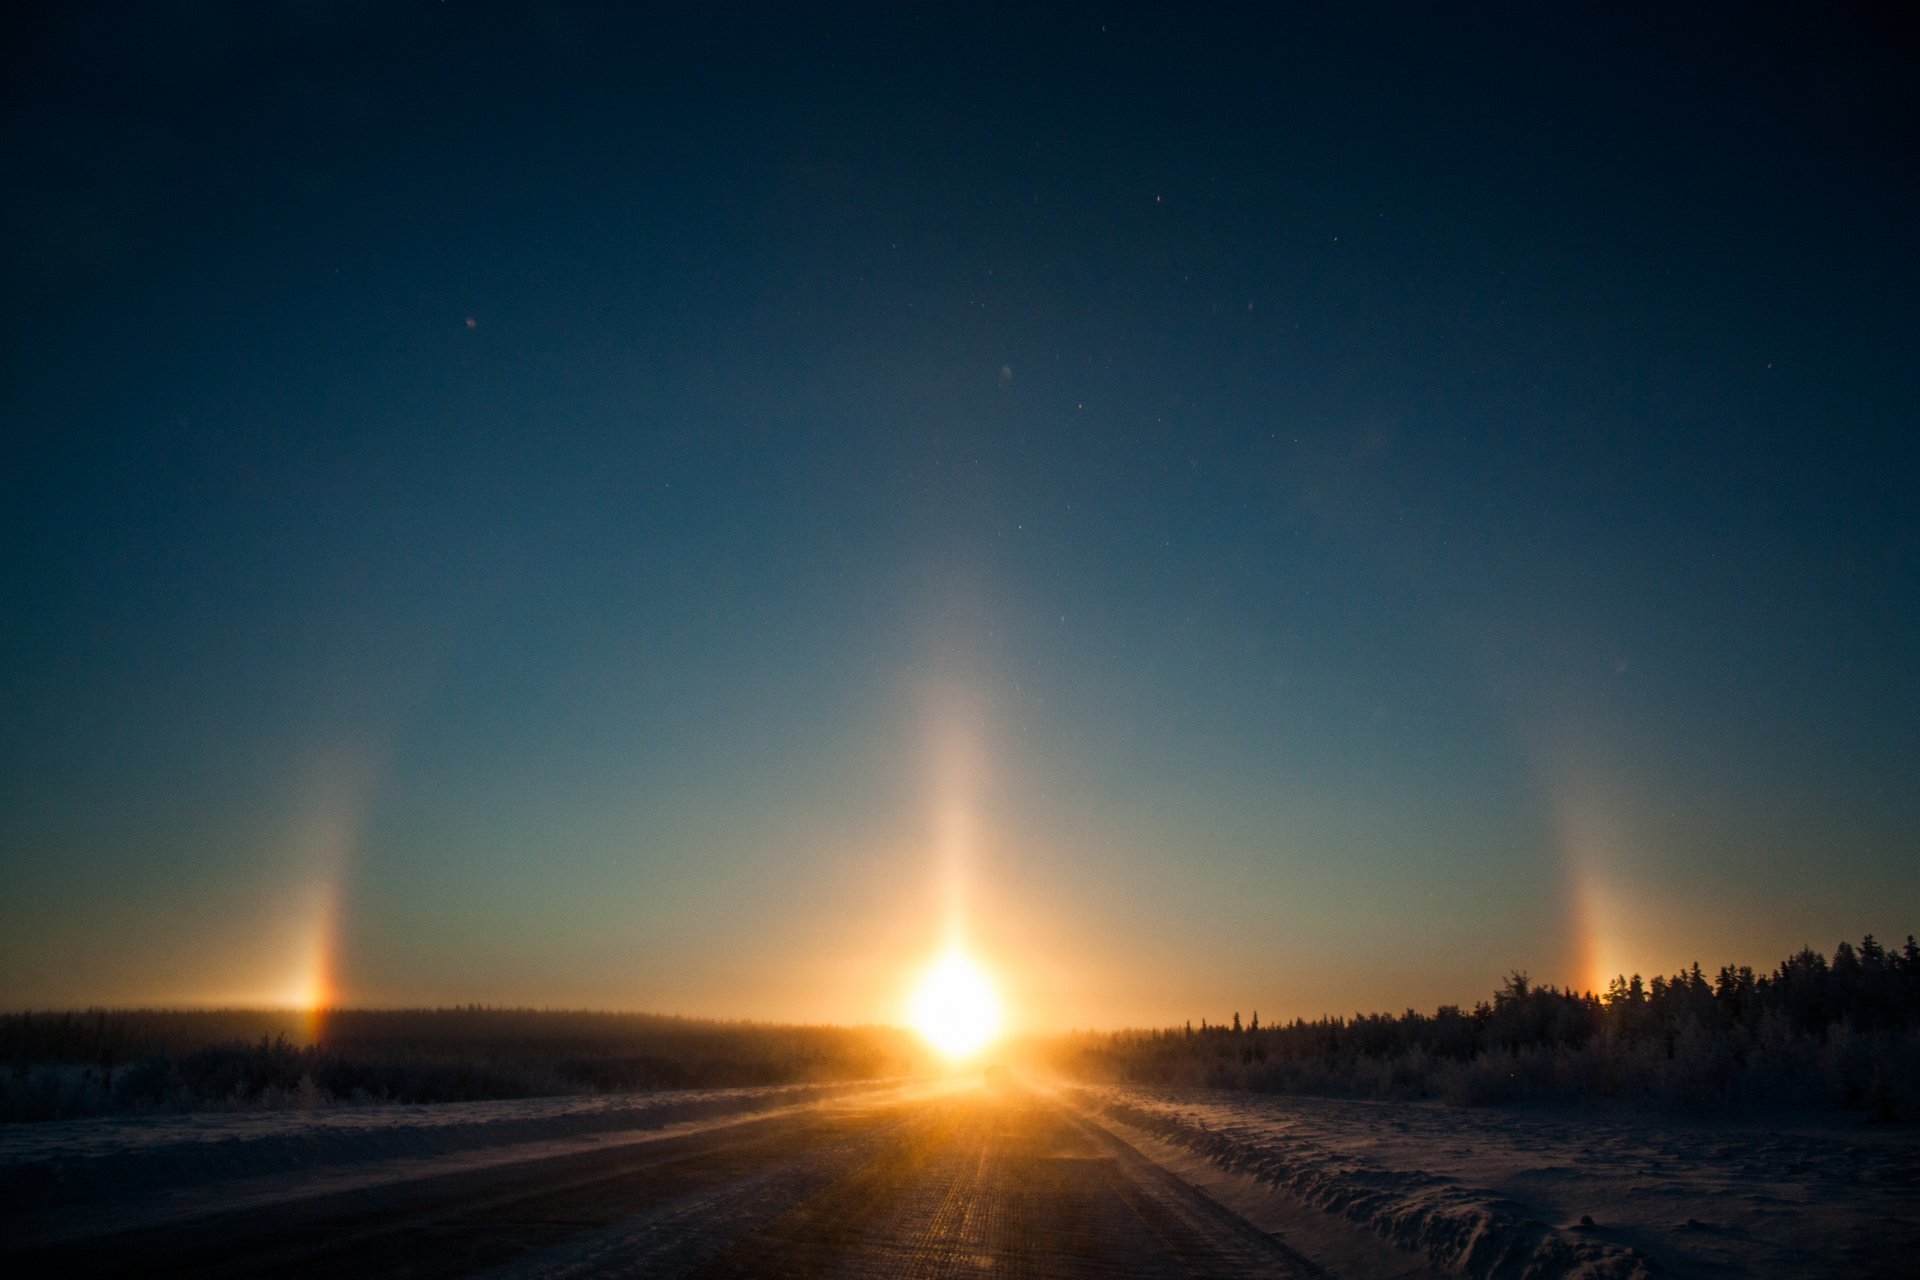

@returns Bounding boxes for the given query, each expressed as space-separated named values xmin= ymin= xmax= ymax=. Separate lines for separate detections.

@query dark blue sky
xmin=3 ymin=3 xmax=1914 ymax=1024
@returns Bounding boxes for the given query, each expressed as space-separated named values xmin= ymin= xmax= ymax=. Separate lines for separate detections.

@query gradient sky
xmin=3 ymin=3 xmax=1915 ymax=1030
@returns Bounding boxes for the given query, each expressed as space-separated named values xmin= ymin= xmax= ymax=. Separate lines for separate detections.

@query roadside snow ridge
xmin=1076 ymin=1087 xmax=1658 ymax=1280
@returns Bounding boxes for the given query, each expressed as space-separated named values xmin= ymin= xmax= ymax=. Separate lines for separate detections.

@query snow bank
xmin=1073 ymin=1085 xmax=1657 ymax=1279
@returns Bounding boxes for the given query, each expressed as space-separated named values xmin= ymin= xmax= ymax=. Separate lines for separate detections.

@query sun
xmin=910 ymin=949 xmax=1002 ymax=1060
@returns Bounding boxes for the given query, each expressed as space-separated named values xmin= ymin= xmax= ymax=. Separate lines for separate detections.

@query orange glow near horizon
xmin=273 ymin=876 xmax=342 ymax=1042
xmin=909 ymin=685 xmax=1017 ymax=1056
xmin=1567 ymin=862 xmax=1612 ymax=998
xmin=909 ymin=948 xmax=1002 ymax=1059
xmin=179 ymin=870 xmax=345 ymax=1019
xmin=275 ymin=748 xmax=372 ymax=1031
xmin=1555 ymin=786 xmax=1662 ymax=999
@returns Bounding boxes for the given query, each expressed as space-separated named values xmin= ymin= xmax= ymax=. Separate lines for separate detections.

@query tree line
xmin=0 ymin=1007 xmax=930 ymax=1122
xmin=1048 ymin=934 xmax=1920 ymax=1116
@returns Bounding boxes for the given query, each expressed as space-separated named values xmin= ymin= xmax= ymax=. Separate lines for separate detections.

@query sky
xmin=2 ymin=2 xmax=1915 ymax=1030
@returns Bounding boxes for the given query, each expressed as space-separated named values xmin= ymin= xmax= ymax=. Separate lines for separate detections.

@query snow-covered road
xmin=4 ymin=1076 xmax=1913 ymax=1276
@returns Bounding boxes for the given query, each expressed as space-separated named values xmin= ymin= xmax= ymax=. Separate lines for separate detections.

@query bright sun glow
xmin=910 ymin=950 xmax=1002 ymax=1059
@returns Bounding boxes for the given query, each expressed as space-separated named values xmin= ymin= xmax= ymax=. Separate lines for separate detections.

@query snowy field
xmin=1066 ymin=1082 xmax=1920 ymax=1278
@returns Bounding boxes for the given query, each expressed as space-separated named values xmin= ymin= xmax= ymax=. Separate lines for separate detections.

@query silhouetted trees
xmin=1050 ymin=935 xmax=1920 ymax=1116
xmin=0 ymin=1008 xmax=930 ymax=1122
